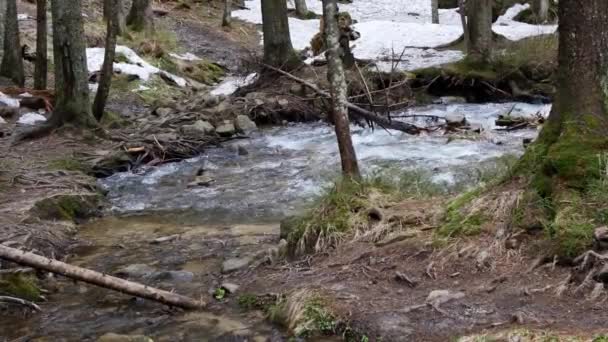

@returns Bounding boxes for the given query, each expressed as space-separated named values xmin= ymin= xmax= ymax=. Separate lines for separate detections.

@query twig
xmin=0 ymin=296 xmax=42 ymax=311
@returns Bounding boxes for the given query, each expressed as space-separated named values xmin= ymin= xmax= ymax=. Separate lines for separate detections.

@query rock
xmin=445 ymin=113 xmax=467 ymax=127
xmin=181 ymin=120 xmax=215 ymax=136
xmin=187 ymin=175 xmax=214 ymax=187
xmin=220 ymin=282 xmax=240 ymax=293
xmin=114 ymin=264 xmax=156 ymax=279
xmin=150 ymin=270 xmax=194 ymax=282
xmin=154 ymin=107 xmax=173 ymax=116
xmin=426 ymin=290 xmax=465 ymax=307
xmin=476 ymin=249 xmax=491 ymax=269
xmin=97 ymin=333 xmax=153 ymax=342
xmin=216 ymin=121 xmax=236 ymax=137
xmin=594 ymin=226 xmax=608 ymax=250
xmin=0 ymin=116 xmax=6 ymax=125
xmin=235 ymin=115 xmax=257 ymax=133
xmin=237 ymin=145 xmax=248 ymax=155
xmin=222 ymin=256 xmax=253 ymax=273
xmin=277 ymin=98 xmax=289 ymax=108
xmin=203 ymin=94 xmax=220 ymax=108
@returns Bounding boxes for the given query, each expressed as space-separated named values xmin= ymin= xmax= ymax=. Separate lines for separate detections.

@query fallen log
xmin=262 ymin=63 xmax=422 ymax=134
xmin=0 ymin=244 xmax=205 ymax=310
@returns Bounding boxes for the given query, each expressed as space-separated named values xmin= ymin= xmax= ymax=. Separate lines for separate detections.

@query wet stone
xmin=216 ymin=121 xmax=236 ymax=137
xmin=114 ymin=264 xmax=156 ymax=279
xmin=235 ymin=115 xmax=257 ymax=133
xmin=221 ymin=282 xmax=240 ymax=293
xmin=222 ymin=256 xmax=253 ymax=273
xmin=150 ymin=270 xmax=194 ymax=282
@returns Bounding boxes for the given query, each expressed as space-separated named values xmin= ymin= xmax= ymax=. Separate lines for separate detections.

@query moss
xmin=238 ymin=294 xmax=260 ymax=310
xmin=32 ymin=194 xmax=100 ymax=221
xmin=0 ymin=274 xmax=42 ymax=301
xmin=100 ymin=111 xmax=129 ymax=129
xmin=48 ymin=157 xmax=89 ymax=173
xmin=437 ymin=187 xmax=487 ymax=238
xmin=135 ymin=76 xmax=184 ymax=107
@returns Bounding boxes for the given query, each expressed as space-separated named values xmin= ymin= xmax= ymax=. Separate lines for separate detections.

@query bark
xmin=0 ymin=0 xmax=5 ymax=55
xmin=50 ymin=0 xmax=97 ymax=128
xmin=0 ymin=0 xmax=24 ymax=86
xmin=458 ymin=0 xmax=469 ymax=51
xmin=0 ymin=244 xmax=204 ymax=310
xmin=222 ymin=0 xmax=231 ymax=27
xmin=323 ymin=0 xmax=360 ymax=178
xmin=34 ymin=0 xmax=47 ymax=90
xmin=261 ymin=0 xmax=300 ymax=69
xmin=127 ymin=0 xmax=154 ymax=34
xmin=431 ymin=0 xmax=439 ymax=24
xmin=93 ymin=0 xmax=119 ymax=121
xmin=295 ymin=0 xmax=309 ymax=19
xmin=467 ymin=0 xmax=492 ymax=62
xmin=532 ymin=0 xmax=550 ymax=23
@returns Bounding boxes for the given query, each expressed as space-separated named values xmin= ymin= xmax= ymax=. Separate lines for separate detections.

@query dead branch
xmin=0 ymin=245 xmax=205 ymax=310
xmin=262 ymin=63 xmax=423 ymax=134
xmin=0 ymin=296 xmax=42 ymax=311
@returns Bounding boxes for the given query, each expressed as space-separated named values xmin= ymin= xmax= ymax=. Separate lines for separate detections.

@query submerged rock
xmin=114 ymin=264 xmax=156 ymax=279
xmin=96 ymin=333 xmax=153 ymax=342
xmin=222 ymin=256 xmax=253 ymax=273
xmin=150 ymin=270 xmax=194 ymax=282
xmin=235 ymin=115 xmax=257 ymax=133
xmin=445 ymin=113 xmax=467 ymax=127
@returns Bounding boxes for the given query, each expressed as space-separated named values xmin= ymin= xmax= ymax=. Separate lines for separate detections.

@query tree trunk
xmin=295 ymin=0 xmax=309 ymax=19
xmin=532 ymin=0 xmax=550 ymax=23
xmin=50 ymin=0 xmax=96 ymax=128
xmin=458 ymin=0 xmax=469 ymax=51
xmin=518 ymin=0 xmax=608 ymax=257
xmin=261 ymin=0 xmax=300 ymax=70
xmin=34 ymin=0 xmax=47 ymax=90
xmin=0 ymin=0 xmax=6 ymax=57
xmin=322 ymin=0 xmax=360 ymax=178
xmin=0 ymin=245 xmax=204 ymax=310
xmin=431 ymin=0 xmax=439 ymax=24
xmin=222 ymin=0 xmax=231 ymax=27
xmin=0 ymin=0 xmax=24 ymax=86
xmin=93 ymin=0 xmax=119 ymax=121
xmin=126 ymin=0 xmax=154 ymax=34
xmin=467 ymin=0 xmax=492 ymax=62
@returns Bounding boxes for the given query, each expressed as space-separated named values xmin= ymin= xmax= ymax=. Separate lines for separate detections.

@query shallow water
xmin=100 ymin=101 xmax=549 ymax=223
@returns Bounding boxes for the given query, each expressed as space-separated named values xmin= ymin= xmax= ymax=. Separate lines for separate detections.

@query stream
xmin=1 ymin=101 xmax=548 ymax=341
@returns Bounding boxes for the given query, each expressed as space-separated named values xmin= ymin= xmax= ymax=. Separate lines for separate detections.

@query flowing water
xmin=1 ymin=101 xmax=548 ymax=341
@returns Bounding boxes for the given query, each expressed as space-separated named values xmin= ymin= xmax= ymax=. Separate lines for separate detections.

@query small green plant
xmin=0 ymin=274 xmax=42 ymax=301
xmin=214 ymin=288 xmax=226 ymax=300
xmin=237 ymin=294 xmax=259 ymax=310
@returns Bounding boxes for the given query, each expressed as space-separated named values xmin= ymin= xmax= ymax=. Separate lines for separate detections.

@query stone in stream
xmin=181 ymin=120 xmax=215 ymax=136
xmin=222 ymin=256 xmax=253 ymax=273
xmin=216 ymin=121 xmax=236 ymax=137
xmin=203 ymin=94 xmax=220 ymax=108
xmin=445 ymin=113 xmax=467 ymax=127
xmin=221 ymin=282 xmax=240 ymax=294
xmin=150 ymin=270 xmax=194 ymax=282
xmin=114 ymin=264 xmax=156 ymax=279
xmin=235 ymin=115 xmax=257 ymax=133
xmin=97 ymin=333 xmax=153 ymax=342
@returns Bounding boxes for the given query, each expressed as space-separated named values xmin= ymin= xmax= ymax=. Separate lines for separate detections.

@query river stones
xmin=181 ymin=120 xmax=215 ymax=136
xmin=235 ymin=115 xmax=257 ymax=133
xmin=114 ymin=264 xmax=156 ymax=279
xmin=216 ymin=121 xmax=236 ymax=137
xmin=222 ymin=256 xmax=253 ymax=273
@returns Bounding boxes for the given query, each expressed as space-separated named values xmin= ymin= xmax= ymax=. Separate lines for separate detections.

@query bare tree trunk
xmin=116 ymin=0 xmax=127 ymax=36
xmin=458 ymin=0 xmax=469 ymax=51
xmin=322 ymin=0 xmax=360 ymax=178
xmin=93 ymin=0 xmax=119 ymax=121
xmin=532 ymin=0 xmax=549 ymax=23
xmin=0 ymin=0 xmax=6 ymax=57
xmin=222 ymin=0 xmax=231 ymax=27
xmin=0 ymin=0 xmax=24 ymax=86
xmin=34 ymin=0 xmax=47 ymax=90
xmin=126 ymin=0 xmax=154 ymax=34
xmin=467 ymin=0 xmax=492 ymax=62
xmin=295 ymin=0 xmax=309 ymax=19
xmin=50 ymin=0 xmax=97 ymax=128
xmin=261 ymin=0 xmax=300 ymax=69
xmin=0 ymin=245 xmax=204 ymax=309
xmin=431 ymin=0 xmax=439 ymax=24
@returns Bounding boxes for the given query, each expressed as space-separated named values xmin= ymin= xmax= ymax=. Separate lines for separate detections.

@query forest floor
xmin=1 ymin=1 xmax=607 ymax=342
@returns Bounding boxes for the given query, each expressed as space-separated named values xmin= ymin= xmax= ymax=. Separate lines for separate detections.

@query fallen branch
xmin=262 ymin=63 xmax=422 ymax=134
xmin=0 ymin=245 xmax=204 ymax=310
xmin=0 ymin=295 xmax=42 ymax=311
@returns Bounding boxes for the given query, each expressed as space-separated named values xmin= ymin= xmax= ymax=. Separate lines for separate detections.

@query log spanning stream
xmin=1 ymin=101 xmax=547 ymax=341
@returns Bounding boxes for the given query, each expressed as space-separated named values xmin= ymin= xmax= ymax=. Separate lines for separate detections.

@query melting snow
xmin=18 ymin=113 xmax=47 ymax=125
xmin=87 ymin=45 xmax=187 ymax=87
xmin=236 ymin=0 xmax=557 ymax=70
xmin=211 ymin=73 xmax=259 ymax=96
xmin=0 ymin=92 xmax=20 ymax=108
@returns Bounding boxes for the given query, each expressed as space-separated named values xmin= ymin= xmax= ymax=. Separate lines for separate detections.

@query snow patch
xmin=18 ymin=113 xmax=47 ymax=125
xmin=169 ymin=52 xmax=202 ymax=61
xmin=87 ymin=46 xmax=187 ymax=87
xmin=0 ymin=92 xmax=20 ymax=108
xmin=211 ymin=73 xmax=259 ymax=96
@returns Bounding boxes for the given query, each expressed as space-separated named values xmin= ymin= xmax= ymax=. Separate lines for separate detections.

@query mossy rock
xmin=178 ymin=60 xmax=225 ymax=85
xmin=0 ymin=274 xmax=42 ymax=302
xmin=31 ymin=194 xmax=101 ymax=222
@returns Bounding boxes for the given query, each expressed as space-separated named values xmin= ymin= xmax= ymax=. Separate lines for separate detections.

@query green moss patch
xmin=31 ymin=194 xmax=100 ymax=222
xmin=0 ymin=274 xmax=42 ymax=302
